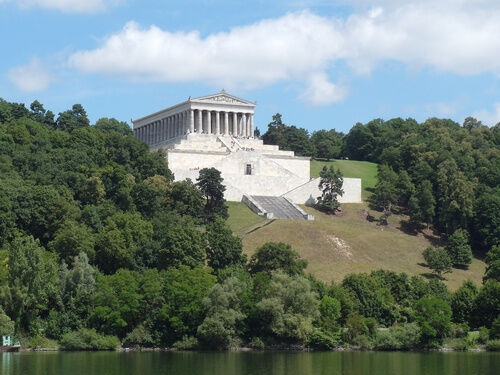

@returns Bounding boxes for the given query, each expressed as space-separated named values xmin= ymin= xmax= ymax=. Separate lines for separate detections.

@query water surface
xmin=1 ymin=351 xmax=499 ymax=375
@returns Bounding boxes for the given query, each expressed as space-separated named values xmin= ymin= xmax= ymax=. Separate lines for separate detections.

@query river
xmin=1 ymin=351 xmax=499 ymax=375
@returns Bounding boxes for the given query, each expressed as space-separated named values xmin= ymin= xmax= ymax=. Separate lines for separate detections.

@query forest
xmin=0 ymin=99 xmax=499 ymax=351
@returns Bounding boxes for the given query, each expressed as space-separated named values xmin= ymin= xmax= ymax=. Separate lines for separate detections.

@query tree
xmin=423 ymin=247 xmax=452 ymax=278
xmin=2 ymin=235 xmax=59 ymax=332
xmin=414 ymin=296 xmax=452 ymax=347
xmin=90 ymin=269 xmax=142 ymax=338
xmin=373 ymin=165 xmax=398 ymax=224
xmin=256 ymin=272 xmax=319 ymax=344
xmin=248 ymin=242 xmax=307 ymax=276
xmin=472 ymin=192 xmax=500 ymax=250
xmin=484 ymin=245 xmax=500 ymax=282
xmin=417 ymin=180 xmax=435 ymax=227
xmin=95 ymin=117 xmax=132 ymax=135
xmin=318 ymin=295 xmax=341 ymax=331
xmin=56 ymin=104 xmax=90 ymax=133
xmin=445 ymin=229 xmax=472 ymax=267
xmin=156 ymin=220 xmax=206 ymax=270
xmin=471 ymin=280 xmax=500 ymax=328
xmin=206 ymin=218 xmax=246 ymax=272
xmin=316 ymin=166 xmax=344 ymax=214
xmin=197 ymin=277 xmax=246 ymax=349
xmin=0 ymin=307 xmax=14 ymax=335
xmin=150 ymin=266 xmax=216 ymax=345
xmin=450 ymin=280 xmax=477 ymax=324
xmin=48 ymin=221 xmax=96 ymax=264
xmin=196 ymin=168 xmax=228 ymax=222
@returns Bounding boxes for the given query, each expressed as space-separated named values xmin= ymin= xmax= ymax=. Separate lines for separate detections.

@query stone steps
xmin=248 ymin=195 xmax=309 ymax=220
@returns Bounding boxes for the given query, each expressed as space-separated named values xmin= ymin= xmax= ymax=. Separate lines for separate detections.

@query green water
xmin=1 ymin=351 xmax=499 ymax=375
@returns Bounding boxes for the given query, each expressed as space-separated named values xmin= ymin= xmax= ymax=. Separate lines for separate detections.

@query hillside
xmin=227 ymin=159 xmax=486 ymax=290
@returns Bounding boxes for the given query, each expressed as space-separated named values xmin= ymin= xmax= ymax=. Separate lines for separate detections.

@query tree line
xmin=0 ymin=98 xmax=499 ymax=351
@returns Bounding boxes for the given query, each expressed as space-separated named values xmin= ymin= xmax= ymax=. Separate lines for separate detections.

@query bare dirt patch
xmin=326 ymin=235 xmax=353 ymax=259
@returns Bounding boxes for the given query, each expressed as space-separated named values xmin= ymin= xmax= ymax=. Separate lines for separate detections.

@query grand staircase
xmin=244 ymin=195 xmax=313 ymax=220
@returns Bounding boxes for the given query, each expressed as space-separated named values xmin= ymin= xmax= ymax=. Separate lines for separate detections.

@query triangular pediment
xmin=192 ymin=91 xmax=255 ymax=106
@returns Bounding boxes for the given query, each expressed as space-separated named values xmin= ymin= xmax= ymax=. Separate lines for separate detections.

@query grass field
xmin=227 ymin=202 xmax=485 ymax=291
xmin=310 ymin=159 xmax=378 ymax=199
xmin=227 ymin=201 xmax=268 ymax=235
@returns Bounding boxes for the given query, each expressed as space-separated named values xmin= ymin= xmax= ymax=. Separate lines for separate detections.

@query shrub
xmin=352 ymin=334 xmax=373 ymax=350
xmin=308 ymin=329 xmax=339 ymax=350
xmin=60 ymin=328 xmax=120 ymax=351
xmin=123 ymin=325 xmax=155 ymax=348
xmin=478 ymin=327 xmax=490 ymax=344
xmin=449 ymin=323 xmax=469 ymax=338
xmin=374 ymin=323 xmax=421 ymax=350
xmin=485 ymin=339 xmax=500 ymax=351
xmin=248 ymin=337 xmax=265 ymax=350
xmin=172 ymin=336 xmax=199 ymax=350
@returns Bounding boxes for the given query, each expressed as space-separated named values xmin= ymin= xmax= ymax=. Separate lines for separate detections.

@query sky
xmin=1 ymin=0 xmax=500 ymax=134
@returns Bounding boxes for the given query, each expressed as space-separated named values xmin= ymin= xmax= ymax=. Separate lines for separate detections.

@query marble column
xmin=232 ymin=112 xmax=237 ymax=135
xmin=242 ymin=114 xmax=247 ymax=137
xmin=196 ymin=110 xmax=201 ymax=133
xmin=215 ymin=111 xmax=220 ymax=135
xmin=189 ymin=109 xmax=194 ymax=133
xmin=206 ymin=111 xmax=211 ymax=134
xmin=223 ymin=112 xmax=229 ymax=135
xmin=249 ymin=114 xmax=254 ymax=137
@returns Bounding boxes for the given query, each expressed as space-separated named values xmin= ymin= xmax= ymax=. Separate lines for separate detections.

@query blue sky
xmin=1 ymin=0 xmax=500 ymax=134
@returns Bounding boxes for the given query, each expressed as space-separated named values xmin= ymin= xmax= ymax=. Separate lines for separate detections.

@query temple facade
xmin=132 ymin=91 xmax=362 ymax=217
xmin=132 ymin=90 xmax=256 ymax=146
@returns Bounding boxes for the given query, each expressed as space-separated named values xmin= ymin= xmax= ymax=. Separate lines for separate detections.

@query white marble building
xmin=132 ymin=90 xmax=255 ymax=144
xmin=132 ymin=91 xmax=361 ymax=207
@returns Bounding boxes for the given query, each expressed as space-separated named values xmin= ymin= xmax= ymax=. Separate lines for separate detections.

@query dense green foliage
xmin=0 ymin=99 xmax=498 ymax=351
xmin=263 ymin=113 xmax=499 ymax=259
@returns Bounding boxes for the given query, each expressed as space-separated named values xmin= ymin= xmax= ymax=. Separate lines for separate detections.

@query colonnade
xmin=134 ymin=109 xmax=254 ymax=145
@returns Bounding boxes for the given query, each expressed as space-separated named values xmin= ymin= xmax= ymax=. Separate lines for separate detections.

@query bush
xmin=374 ymin=323 xmax=421 ymax=350
xmin=60 ymin=328 xmax=120 ymax=351
xmin=352 ymin=334 xmax=373 ymax=350
xmin=123 ymin=325 xmax=155 ymax=348
xmin=485 ymin=339 xmax=500 ymax=351
xmin=172 ymin=336 xmax=199 ymax=350
xmin=449 ymin=323 xmax=469 ymax=338
xmin=26 ymin=336 xmax=58 ymax=349
xmin=248 ymin=337 xmax=265 ymax=350
xmin=308 ymin=329 xmax=338 ymax=350
xmin=478 ymin=327 xmax=490 ymax=344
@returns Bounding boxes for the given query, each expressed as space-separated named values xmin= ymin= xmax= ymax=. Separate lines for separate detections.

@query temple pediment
xmin=192 ymin=90 xmax=255 ymax=106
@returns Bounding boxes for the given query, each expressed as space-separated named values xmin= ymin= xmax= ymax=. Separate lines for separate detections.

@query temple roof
xmin=190 ymin=90 xmax=256 ymax=106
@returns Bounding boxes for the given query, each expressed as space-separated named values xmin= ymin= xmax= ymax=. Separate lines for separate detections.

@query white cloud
xmin=8 ymin=58 xmax=55 ymax=92
xmin=301 ymin=72 xmax=347 ymax=106
xmin=0 ymin=0 xmax=120 ymax=13
xmin=473 ymin=103 xmax=500 ymax=126
xmin=65 ymin=2 xmax=500 ymax=105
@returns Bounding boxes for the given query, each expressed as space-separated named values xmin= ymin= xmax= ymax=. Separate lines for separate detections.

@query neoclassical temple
xmin=132 ymin=90 xmax=256 ymax=145
xmin=132 ymin=91 xmax=361 ymax=219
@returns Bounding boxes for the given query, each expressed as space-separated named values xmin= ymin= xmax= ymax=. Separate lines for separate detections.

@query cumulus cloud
xmin=0 ymin=0 xmax=120 ymax=13
xmin=8 ymin=58 xmax=55 ymax=92
xmin=301 ymin=73 xmax=347 ymax=106
xmin=474 ymin=103 xmax=500 ymax=126
xmin=66 ymin=2 xmax=500 ymax=105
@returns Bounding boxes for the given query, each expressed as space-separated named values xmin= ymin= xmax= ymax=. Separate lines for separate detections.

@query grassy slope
xmin=310 ymin=159 xmax=378 ymax=199
xmin=227 ymin=159 xmax=485 ymax=290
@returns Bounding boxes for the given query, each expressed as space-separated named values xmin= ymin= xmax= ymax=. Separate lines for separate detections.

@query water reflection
xmin=0 ymin=351 xmax=498 ymax=375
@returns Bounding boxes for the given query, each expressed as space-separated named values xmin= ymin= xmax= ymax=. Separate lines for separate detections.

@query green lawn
xmin=310 ymin=159 xmax=378 ymax=199
xmin=226 ymin=201 xmax=268 ymax=235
